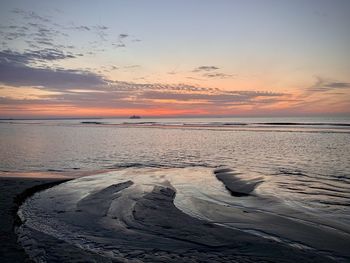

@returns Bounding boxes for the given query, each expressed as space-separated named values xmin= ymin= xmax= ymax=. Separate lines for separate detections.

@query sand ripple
xmin=17 ymin=168 xmax=350 ymax=262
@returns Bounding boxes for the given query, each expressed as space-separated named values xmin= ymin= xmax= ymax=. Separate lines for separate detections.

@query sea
xmin=1 ymin=116 xmax=350 ymax=261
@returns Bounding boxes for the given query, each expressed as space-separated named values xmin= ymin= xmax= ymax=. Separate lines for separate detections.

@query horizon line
xmin=1 ymin=114 xmax=350 ymax=121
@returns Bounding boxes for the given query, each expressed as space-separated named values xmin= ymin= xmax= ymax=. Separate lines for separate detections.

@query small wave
xmin=278 ymin=168 xmax=306 ymax=176
xmin=256 ymin=122 xmax=350 ymax=127
xmin=122 ymin=121 xmax=157 ymax=125
xmin=80 ymin=121 xmax=104 ymax=124
xmin=183 ymin=122 xmax=247 ymax=126
xmin=107 ymin=162 xmax=216 ymax=170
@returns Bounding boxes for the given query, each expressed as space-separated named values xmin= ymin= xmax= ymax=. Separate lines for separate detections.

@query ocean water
xmin=1 ymin=117 xmax=350 ymax=261
xmin=1 ymin=117 xmax=350 ymax=210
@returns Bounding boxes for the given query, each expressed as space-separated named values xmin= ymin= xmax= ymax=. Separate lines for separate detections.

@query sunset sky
xmin=0 ymin=0 xmax=349 ymax=118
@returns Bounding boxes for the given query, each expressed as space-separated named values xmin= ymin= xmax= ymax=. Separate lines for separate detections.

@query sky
xmin=0 ymin=0 xmax=349 ymax=118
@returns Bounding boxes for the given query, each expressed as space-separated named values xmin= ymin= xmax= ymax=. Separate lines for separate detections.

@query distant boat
xmin=129 ymin=115 xmax=141 ymax=119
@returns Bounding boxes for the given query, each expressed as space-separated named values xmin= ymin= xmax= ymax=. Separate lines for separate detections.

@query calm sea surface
xmin=1 ymin=117 xmax=350 ymax=222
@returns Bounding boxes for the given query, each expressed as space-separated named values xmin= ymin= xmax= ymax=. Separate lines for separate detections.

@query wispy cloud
xmin=12 ymin=8 xmax=51 ymax=23
xmin=94 ymin=25 xmax=109 ymax=41
xmin=192 ymin=66 xmax=233 ymax=79
xmin=123 ymin=65 xmax=141 ymax=69
xmin=0 ymin=49 xmax=76 ymax=65
xmin=202 ymin=72 xmax=233 ymax=79
xmin=119 ymin=33 xmax=129 ymax=39
xmin=1 ymin=8 xmax=140 ymax=56
xmin=309 ymin=77 xmax=350 ymax=92
xmin=67 ymin=25 xmax=91 ymax=31
xmin=0 ymin=50 xmax=105 ymax=89
xmin=192 ymin=66 xmax=219 ymax=72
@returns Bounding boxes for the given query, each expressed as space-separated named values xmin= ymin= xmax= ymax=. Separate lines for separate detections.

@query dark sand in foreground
xmin=0 ymin=171 xmax=114 ymax=262
xmin=1 ymin=170 xmax=347 ymax=263
xmin=0 ymin=174 xmax=70 ymax=262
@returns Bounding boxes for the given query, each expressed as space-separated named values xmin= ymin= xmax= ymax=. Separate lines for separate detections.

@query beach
xmin=3 ymin=168 xmax=347 ymax=263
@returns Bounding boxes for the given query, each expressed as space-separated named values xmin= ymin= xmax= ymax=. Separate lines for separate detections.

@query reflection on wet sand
xmin=17 ymin=168 xmax=350 ymax=262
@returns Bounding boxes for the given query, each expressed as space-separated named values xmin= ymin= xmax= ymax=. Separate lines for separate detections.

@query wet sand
xmin=0 ymin=173 xmax=71 ymax=263
xmin=14 ymin=168 xmax=349 ymax=262
xmin=0 ymin=170 xmax=112 ymax=255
